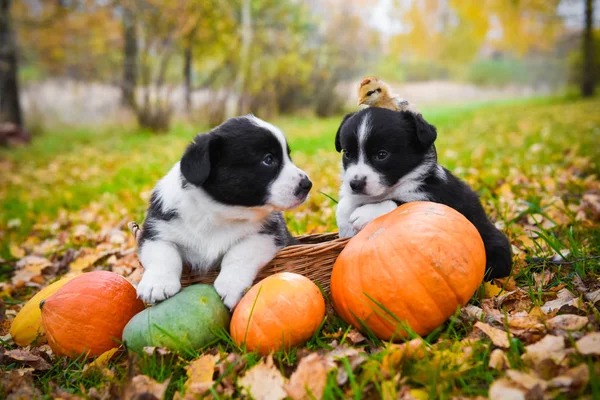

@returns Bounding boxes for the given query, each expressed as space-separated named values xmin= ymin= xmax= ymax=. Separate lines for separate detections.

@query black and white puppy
xmin=335 ymin=108 xmax=511 ymax=280
xmin=137 ymin=115 xmax=312 ymax=308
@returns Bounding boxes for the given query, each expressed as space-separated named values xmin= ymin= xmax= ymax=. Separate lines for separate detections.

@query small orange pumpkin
xmin=41 ymin=271 xmax=145 ymax=357
xmin=230 ymin=272 xmax=325 ymax=355
xmin=331 ymin=201 xmax=485 ymax=340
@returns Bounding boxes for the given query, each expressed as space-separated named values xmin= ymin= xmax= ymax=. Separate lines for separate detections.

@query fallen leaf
xmin=505 ymin=370 xmax=548 ymax=391
xmin=4 ymin=348 xmax=51 ymax=371
xmin=142 ymin=347 xmax=176 ymax=367
xmin=382 ymin=338 xmax=428 ymax=374
xmin=494 ymin=277 xmax=518 ymax=291
xmin=408 ymin=388 xmax=429 ymax=400
xmin=488 ymin=349 xmax=509 ymax=371
xmin=548 ymin=363 xmax=589 ymax=390
xmin=0 ymin=368 xmax=42 ymax=399
xmin=528 ymin=306 xmax=546 ymax=321
xmin=11 ymin=255 xmax=52 ymax=287
xmin=284 ymin=353 xmax=328 ymax=400
xmin=540 ymin=289 xmax=583 ymax=314
xmin=507 ymin=312 xmax=544 ymax=331
xmin=546 ymin=314 xmax=588 ymax=331
xmin=484 ymin=282 xmax=503 ymax=298
xmin=488 ymin=378 xmax=527 ymax=400
xmin=533 ymin=271 xmax=554 ymax=290
xmin=83 ymin=347 xmax=121 ymax=376
xmin=10 ymin=244 xmax=25 ymax=259
xmin=346 ymin=329 xmax=366 ymax=345
xmin=481 ymin=299 xmax=505 ymax=323
xmin=184 ymin=354 xmax=218 ymax=394
xmin=575 ymin=332 xmax=600 ymax=355
xmin=325 ymin=345 xmax=365 ymax=385
xmin=461 ymin=304 xmax=484 ymax=321
xmin=474 ymin=321 xmax=510 ymax=348
xmin=123 ymin=375 xmax=170 ymax=400
xmin=585 ymin=289 xmax=600 ymax=303
xmin=322 ymin=329 xmax=342 ymax=339
xmin=496 ymin=290 xmax=518 ymax=307
xmin=238 ymin=355 xmax=287 ymax=400
xmin=69 ymin=253 xmax=102 ymax=273
xmin=381 ymin=379 xmax=397 ymax=400
xmin=522 ymin=335 xmax=566 ymax=366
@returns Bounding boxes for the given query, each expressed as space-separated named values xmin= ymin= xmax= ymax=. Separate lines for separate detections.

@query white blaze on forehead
xmin=342 ymin=113 xmax=386 ymax=197
xmin=245 ymin=115 xmax=289 ymax=159
xmin=357 ymin=113 xmax=371 ymax=158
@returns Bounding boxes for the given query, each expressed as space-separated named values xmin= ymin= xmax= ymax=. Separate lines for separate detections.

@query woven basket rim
xmin=128 ymin=221 xmax=347 ymax=251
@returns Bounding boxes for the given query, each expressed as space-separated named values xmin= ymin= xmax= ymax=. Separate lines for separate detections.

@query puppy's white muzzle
xmin=268 ymin=161 xmax=312 ymax=210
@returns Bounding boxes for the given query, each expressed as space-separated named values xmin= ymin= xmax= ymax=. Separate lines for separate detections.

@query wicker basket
xmin=128 ymin=222 xmax=349 ymax=293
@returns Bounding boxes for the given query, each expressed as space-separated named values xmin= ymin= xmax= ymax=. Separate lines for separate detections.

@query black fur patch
xmin=139 ymin=191 xmax=178 ymax=248
xmin=148 ymin=191 xmax=179 ymax=221
xmin=259 ymin=212 xmax=296 ymax=248
xmin=182 ymin=117 xmax=287 ymax=207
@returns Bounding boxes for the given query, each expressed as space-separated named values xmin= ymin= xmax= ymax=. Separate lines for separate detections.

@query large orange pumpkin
xmin=331 ymin=201 xmax=485 ymax=340
xmin=230 ymin=272 xmax=325 ymax=355
xmin=40 ymin=271 xmax=145 ymax=357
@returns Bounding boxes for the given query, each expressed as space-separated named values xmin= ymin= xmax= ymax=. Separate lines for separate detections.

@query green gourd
xmin=123 ymin=284 xmax=230 ymax=353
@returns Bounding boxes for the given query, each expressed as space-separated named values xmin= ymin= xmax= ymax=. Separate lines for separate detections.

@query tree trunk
xmin=184 ymin=43 xmax=192 ymax=112
xmin=226 ymin=0 xmax=252 ymax=118
xmin=0 ymin=0 xmax=22 ymax=126
xmin=0 ymin=0 xmax=28 ymax=145
xmin=581 ymin=0 xmax=595 ymax=97
xmin=122 ymin=5 xmax=137 ymax=108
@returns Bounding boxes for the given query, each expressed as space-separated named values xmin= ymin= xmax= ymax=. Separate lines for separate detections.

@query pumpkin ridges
xmin=331 ymin=202 xmax=486 ymax=340
xmin=41 ymin=271 xmax=144 ymax=357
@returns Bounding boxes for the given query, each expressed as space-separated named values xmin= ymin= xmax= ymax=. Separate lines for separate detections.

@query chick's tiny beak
xmin=358 ymin=98 xmax=366 ymax=106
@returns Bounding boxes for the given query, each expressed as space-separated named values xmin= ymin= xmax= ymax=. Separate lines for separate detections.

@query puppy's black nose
xmin=350 ymin=177 xmax=366 ymax=193
xmin=299 ymin=176 xmax=312 ymax=192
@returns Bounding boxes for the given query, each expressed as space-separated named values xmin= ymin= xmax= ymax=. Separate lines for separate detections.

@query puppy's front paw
xmin=338 ymin=224 xmax=357 ymax=238
xmin=349 ymin=201 xmax=397 ymax=232
xmin=136 ymin=272 xmax=181 ymax=304
xmin=214 ymin=274 xmax=252 ymax=310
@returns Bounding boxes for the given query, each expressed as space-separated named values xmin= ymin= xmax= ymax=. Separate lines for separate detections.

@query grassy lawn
xmin=1 ymin=95 xmax=599 ymax=398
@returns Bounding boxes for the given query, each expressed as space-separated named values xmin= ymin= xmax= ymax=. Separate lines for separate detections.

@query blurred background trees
xmin=0 ymin=0 xmax=597 ymax=139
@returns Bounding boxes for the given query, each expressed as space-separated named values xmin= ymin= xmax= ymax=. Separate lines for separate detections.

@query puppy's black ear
xmin=412 ymin=114 xmax=437 ymax=149
xmin=335 ymin=112 xmax=355 ymax=152
xmin=180 ymin=133 xmax=215 ymax=186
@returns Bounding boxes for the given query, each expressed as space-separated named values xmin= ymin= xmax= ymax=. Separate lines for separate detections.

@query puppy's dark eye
xmin=366 ymin=90 xmax=375 ymax=96
xmin=343 ymin=150 xmax=351 ymax=159
xmin=376 ymin=88 xmax=382 ymax=93
xmin=375 ymin=150 xmax=388 ymax=160
xmin=262 ymin=154 xmax=275 ymax=166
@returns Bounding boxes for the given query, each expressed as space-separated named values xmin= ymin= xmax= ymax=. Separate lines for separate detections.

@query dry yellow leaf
xmin=185 ymin=354 xmax=218 ymax=388
xmin=575 ymin=332 xmax=600 ymax=355
xmin=238 ymin=355 xmax=287 ymax=400
xmin=484 ymin=282 xmax=503 ymax=298
xmin=546 ymin=314 xmax=588 ymax=331
xmin=284 ymin=353 xmax=328 ymax=400
xmin=123 ymin=375 xmax=170 ymax=400
xmin=474 ymin=322 xmax=510 ymax=348
xmin=69 ymin=253 xmax=101 ymax=273
xmin=489 ymin=378 xmax=527 ymax=400
xmin=488 ymin=349 xmax=508 ymax=371
xmin=522 ymin=335 xmax=566 ymax=366
xmin=10 ymin=244 xmax=25 ymax=259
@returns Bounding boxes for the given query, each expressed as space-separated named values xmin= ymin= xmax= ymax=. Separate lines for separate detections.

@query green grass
xmin=1 ymin=95 xmax=600 ymax=398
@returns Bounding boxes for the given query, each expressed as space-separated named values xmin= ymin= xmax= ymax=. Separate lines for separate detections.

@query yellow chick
xmin=357 ymin=77 xmax=420 ymax=115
